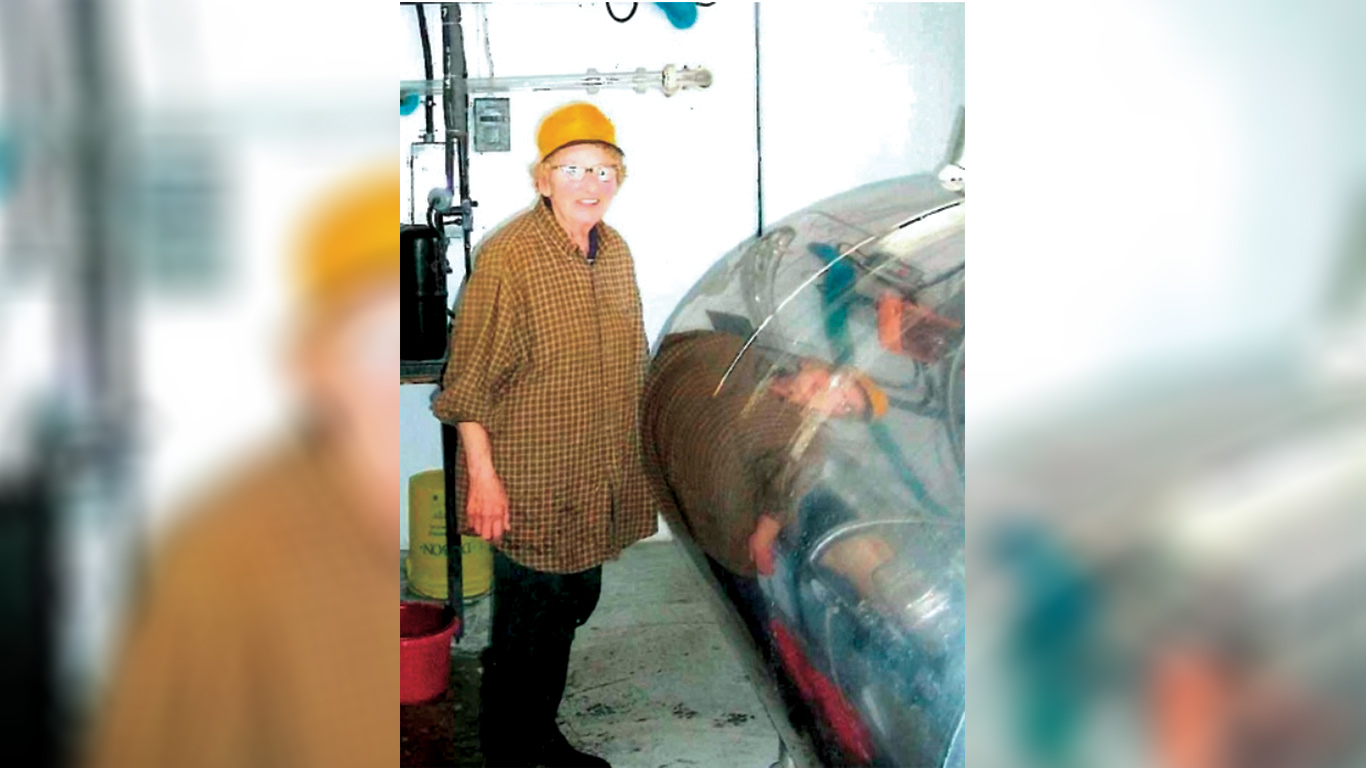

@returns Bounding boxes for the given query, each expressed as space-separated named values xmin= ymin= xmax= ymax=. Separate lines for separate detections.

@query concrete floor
xmin=401 ymin=541 xmax=782 ymax=768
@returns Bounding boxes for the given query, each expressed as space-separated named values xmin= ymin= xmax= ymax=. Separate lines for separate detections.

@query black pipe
xmin=18 ymin=0 xmax=140 ymax=761
xmin=439 ymin=423 xmax=463 ymax=636
xmin=415 ymin=4 xmax=436 ymax=142
xmin=607 ymin=3 xmax=638 ymax=23
xmin=438 ymin=2 xmax=473 ymax=638
xmin=72 ymin=0 xmax=131 ymax=424
xmin=439 ymin=3 xmax=474 ymax=280
xmin=0 ymin=7 xmax=61 ymax=767
xmin=440 ymin=6 xmax=456 ymax=206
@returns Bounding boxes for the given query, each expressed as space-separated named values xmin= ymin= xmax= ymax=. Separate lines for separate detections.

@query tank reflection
xmin=642 ymin=174 xmax=965 ymax=767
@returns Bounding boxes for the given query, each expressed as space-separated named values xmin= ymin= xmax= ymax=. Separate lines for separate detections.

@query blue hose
xmin=653 ymin=3 xmax=698 ymax=29
xmin=400 ymin=91 xmax=421 ymax=117
xmin=809 ymin=242 xmax=858 ymax=366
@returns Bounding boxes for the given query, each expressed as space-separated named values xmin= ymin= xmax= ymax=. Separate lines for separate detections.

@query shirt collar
xmin=294 ymin=431 xmax=393 ymax=576
xmin=537 ymin=197 xmax=601 ymax=263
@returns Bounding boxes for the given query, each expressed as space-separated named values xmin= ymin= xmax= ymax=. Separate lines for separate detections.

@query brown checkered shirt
xmin=432 ymin=199 xmax=657 ymax=573
xmin=87 ymin=436 xmax=394 ymax=768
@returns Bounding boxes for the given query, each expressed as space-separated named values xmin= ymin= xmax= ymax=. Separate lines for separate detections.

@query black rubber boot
xmin=478 ymin=648 xmax=536 ymax=768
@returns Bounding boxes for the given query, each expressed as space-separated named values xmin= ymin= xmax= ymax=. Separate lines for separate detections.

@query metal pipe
xmin=938 ymin=106 xmax=965 ymax=192
xmin=0 ymin=0 xmax=139 ymax=758
xmin=439 ymin=5 xmax=456 ymax=215
xmin=65 ymin=0 xmax=142 ymax=729
xmin=439 ymin=3 xmax=473 ymax=279
xmin=401 ymin=63 xmax=713 ymax=98
xmin=437 ymin=1 xmax=469 ymax=638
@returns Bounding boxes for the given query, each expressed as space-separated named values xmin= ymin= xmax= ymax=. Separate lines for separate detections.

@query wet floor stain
xmin=671 ymin=703 xmax=699 ymax=719
xmin=400 ymin=654 xmax=484 ymax=767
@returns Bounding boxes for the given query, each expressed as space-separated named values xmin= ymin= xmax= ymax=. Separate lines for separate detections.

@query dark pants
xmin=480 ymin=550 xmax=603 ymax=765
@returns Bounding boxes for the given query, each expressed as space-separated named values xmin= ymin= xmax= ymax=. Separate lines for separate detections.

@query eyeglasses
xmin=551 ymin=164 xmax=621 ymax=183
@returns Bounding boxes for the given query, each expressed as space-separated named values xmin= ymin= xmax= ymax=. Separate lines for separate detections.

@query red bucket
xmin=400 ymin=601 xmax=460 ymax=705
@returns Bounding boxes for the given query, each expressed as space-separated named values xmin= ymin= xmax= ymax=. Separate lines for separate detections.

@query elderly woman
xmin=87 ymin=168 xmax=398 ymax=768
xmin=432 ymin=102 xmax=655 ymax=768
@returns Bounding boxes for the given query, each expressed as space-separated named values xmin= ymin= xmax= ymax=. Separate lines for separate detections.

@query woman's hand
xmin=748 ymin=514 xmax=784 ymax=576
xmin=467 ymin=468 xmax=509 ymax=544
xmin=456 ymin=421 xmax=508 ymax=544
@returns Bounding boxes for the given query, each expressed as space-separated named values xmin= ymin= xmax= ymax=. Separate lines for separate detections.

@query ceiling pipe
xmin=401 ymin=64 xmax=713 ymax=98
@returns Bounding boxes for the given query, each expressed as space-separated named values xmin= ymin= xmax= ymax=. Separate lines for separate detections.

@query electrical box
xmin=472 ymin=98 xmax=511 ymax=153
xmin=131 ymin=133 xmax=224 ymax=294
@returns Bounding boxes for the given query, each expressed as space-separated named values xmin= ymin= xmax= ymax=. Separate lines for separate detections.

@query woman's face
xmin=536 ymin=142 xmax=622 ymax=233
xmin=295 ymin=285 xmax=401 ymax=531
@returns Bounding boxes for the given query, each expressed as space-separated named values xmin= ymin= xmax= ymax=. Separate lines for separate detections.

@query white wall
xmin=399 ymin=2 xmax=966 ymax=549
xmin=967 ymin=0 xmax=1357 ymax=432
xmin=758 ymin=2 xmax=966 ymax=224
xmin=127 ymin=0 xmax=395 ymax=535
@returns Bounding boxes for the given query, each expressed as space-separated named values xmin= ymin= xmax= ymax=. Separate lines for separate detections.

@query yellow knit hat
xmin=291 ymin=166 xmax=398 ymax=323
xmin=536 ymin=102 xmax=621 ymax=160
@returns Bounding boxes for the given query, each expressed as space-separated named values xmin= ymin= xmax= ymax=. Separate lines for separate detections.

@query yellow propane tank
xmin=405 ymin=469 xmax=493 ymax=600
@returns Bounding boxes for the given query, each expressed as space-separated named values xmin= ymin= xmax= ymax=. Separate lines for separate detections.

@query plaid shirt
xmin=88 ymin=437 xmax=394 ymax=768
xmin=642 ymin=331 xmax=824 ymax=575
xmin=433 ymin=200 xmax=656 ymax=573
